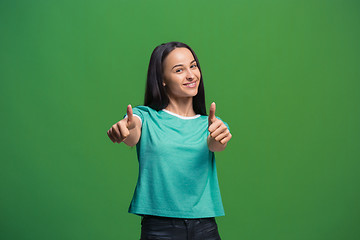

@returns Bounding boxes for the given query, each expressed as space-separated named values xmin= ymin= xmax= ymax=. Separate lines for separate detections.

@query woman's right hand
xmin=107 ymin=104 xmax=136 ymax=143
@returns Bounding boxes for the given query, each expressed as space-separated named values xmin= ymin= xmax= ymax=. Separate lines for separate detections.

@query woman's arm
xmin=107 ymin=104 xmax=142 ymax=147
xmin=123 ymin=116 xmax=141 ymax=147
xmin=207 ymin=135 xmax=228 ymax=152
xmin=207 ymin=102 xmax=232 ymax=152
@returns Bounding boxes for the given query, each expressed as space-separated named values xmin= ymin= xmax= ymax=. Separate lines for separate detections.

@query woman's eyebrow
xmin=172 ymin=59 xmax=196 ymax=69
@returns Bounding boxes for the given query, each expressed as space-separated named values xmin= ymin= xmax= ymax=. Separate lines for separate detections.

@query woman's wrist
xmin=207 ymin=135 xmax=227 ymax=152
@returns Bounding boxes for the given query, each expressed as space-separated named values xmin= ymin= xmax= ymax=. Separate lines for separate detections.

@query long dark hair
xmin=144 ymin=41 xmax=207 ymax=115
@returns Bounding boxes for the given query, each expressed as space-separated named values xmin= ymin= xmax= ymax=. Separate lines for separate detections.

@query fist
xmin=208 ymin=102 xmax=232 ymax=145
xmin=107 ymin=104 xmax=136 ymax=143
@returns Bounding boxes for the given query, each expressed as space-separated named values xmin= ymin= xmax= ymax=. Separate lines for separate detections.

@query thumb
xmin=208 ymin=102 xmax=216 ymax=125
xmin=126 ymin=104 xmax=133 ymax=126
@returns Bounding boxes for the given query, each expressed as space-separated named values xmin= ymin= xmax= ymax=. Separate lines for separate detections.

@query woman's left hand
xmin=208 ymin=102 xmax=232 ymax=145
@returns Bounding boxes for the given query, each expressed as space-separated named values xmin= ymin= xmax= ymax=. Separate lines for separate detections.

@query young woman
xmin=107 ymin=41 xmax=232 ymax=240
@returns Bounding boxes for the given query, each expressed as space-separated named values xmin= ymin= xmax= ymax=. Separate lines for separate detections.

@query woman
xmin=107 ymin=41 xmax=232 ymax=240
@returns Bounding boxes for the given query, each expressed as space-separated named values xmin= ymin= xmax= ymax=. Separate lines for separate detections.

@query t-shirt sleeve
xmin=216 ymin=116 xmax=230 ymax=132
xmin=123 ymin=106 xmax=143 ymax=127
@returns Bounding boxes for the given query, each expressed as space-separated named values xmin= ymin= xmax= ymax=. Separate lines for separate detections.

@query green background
xmin=1 ymin=0 xmax=359 ymax=239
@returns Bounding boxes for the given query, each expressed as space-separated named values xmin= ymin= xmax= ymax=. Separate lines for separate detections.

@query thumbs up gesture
xmin=208 ymin=102 xmax=232 ymax=145
xmin=107 ymin=104 xmax=137 ymax=143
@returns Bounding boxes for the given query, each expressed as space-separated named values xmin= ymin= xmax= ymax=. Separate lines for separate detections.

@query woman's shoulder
xmin=132 ymin=105 xmax=157 ymax=113
xmin=131 ymin=105 xmax=160 ymax=120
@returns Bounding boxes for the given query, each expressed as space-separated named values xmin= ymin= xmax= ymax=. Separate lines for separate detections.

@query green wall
xmin=1 ymin=0 xmax=359 ymax=239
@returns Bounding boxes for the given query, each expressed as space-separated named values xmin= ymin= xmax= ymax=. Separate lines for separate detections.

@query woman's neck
xmin=164 ymin=96 xmax=196 ymax=117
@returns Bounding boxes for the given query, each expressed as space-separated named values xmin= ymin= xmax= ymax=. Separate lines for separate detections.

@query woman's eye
xmin=175 ymin=65 xmax=196 ymax=73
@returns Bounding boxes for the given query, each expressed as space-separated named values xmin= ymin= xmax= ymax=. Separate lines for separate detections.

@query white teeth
xmin=185 ymin=82 xmax=196 ymax=87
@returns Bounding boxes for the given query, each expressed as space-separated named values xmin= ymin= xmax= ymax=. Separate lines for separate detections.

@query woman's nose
xmin=186 ymin=69 xmax=195 ymax=79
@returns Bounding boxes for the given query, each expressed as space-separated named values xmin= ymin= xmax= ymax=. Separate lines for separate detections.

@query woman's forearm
xmin=122 ymin=116 xmax=142 ymax=147
xmin=207 ymin=135 xmax=227 ymax=152
xmin=123 ymin=126 xmax=141 ymax=147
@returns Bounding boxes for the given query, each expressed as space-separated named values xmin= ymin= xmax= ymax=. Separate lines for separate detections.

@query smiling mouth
xmin=183 ymin=80 xmax=197 ymax=87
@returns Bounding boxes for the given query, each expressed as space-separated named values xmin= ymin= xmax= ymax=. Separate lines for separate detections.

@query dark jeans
xmin=140 ymin=215 xmax=222 ymax=240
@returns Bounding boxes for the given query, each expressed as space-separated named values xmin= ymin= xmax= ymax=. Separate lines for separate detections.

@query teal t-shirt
xmin=123 ymin=105 xmax=230 ymax=218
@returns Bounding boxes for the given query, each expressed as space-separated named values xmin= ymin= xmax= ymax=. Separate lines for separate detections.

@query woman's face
xmin=162 ymin=47 xmax=201 ymax=99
